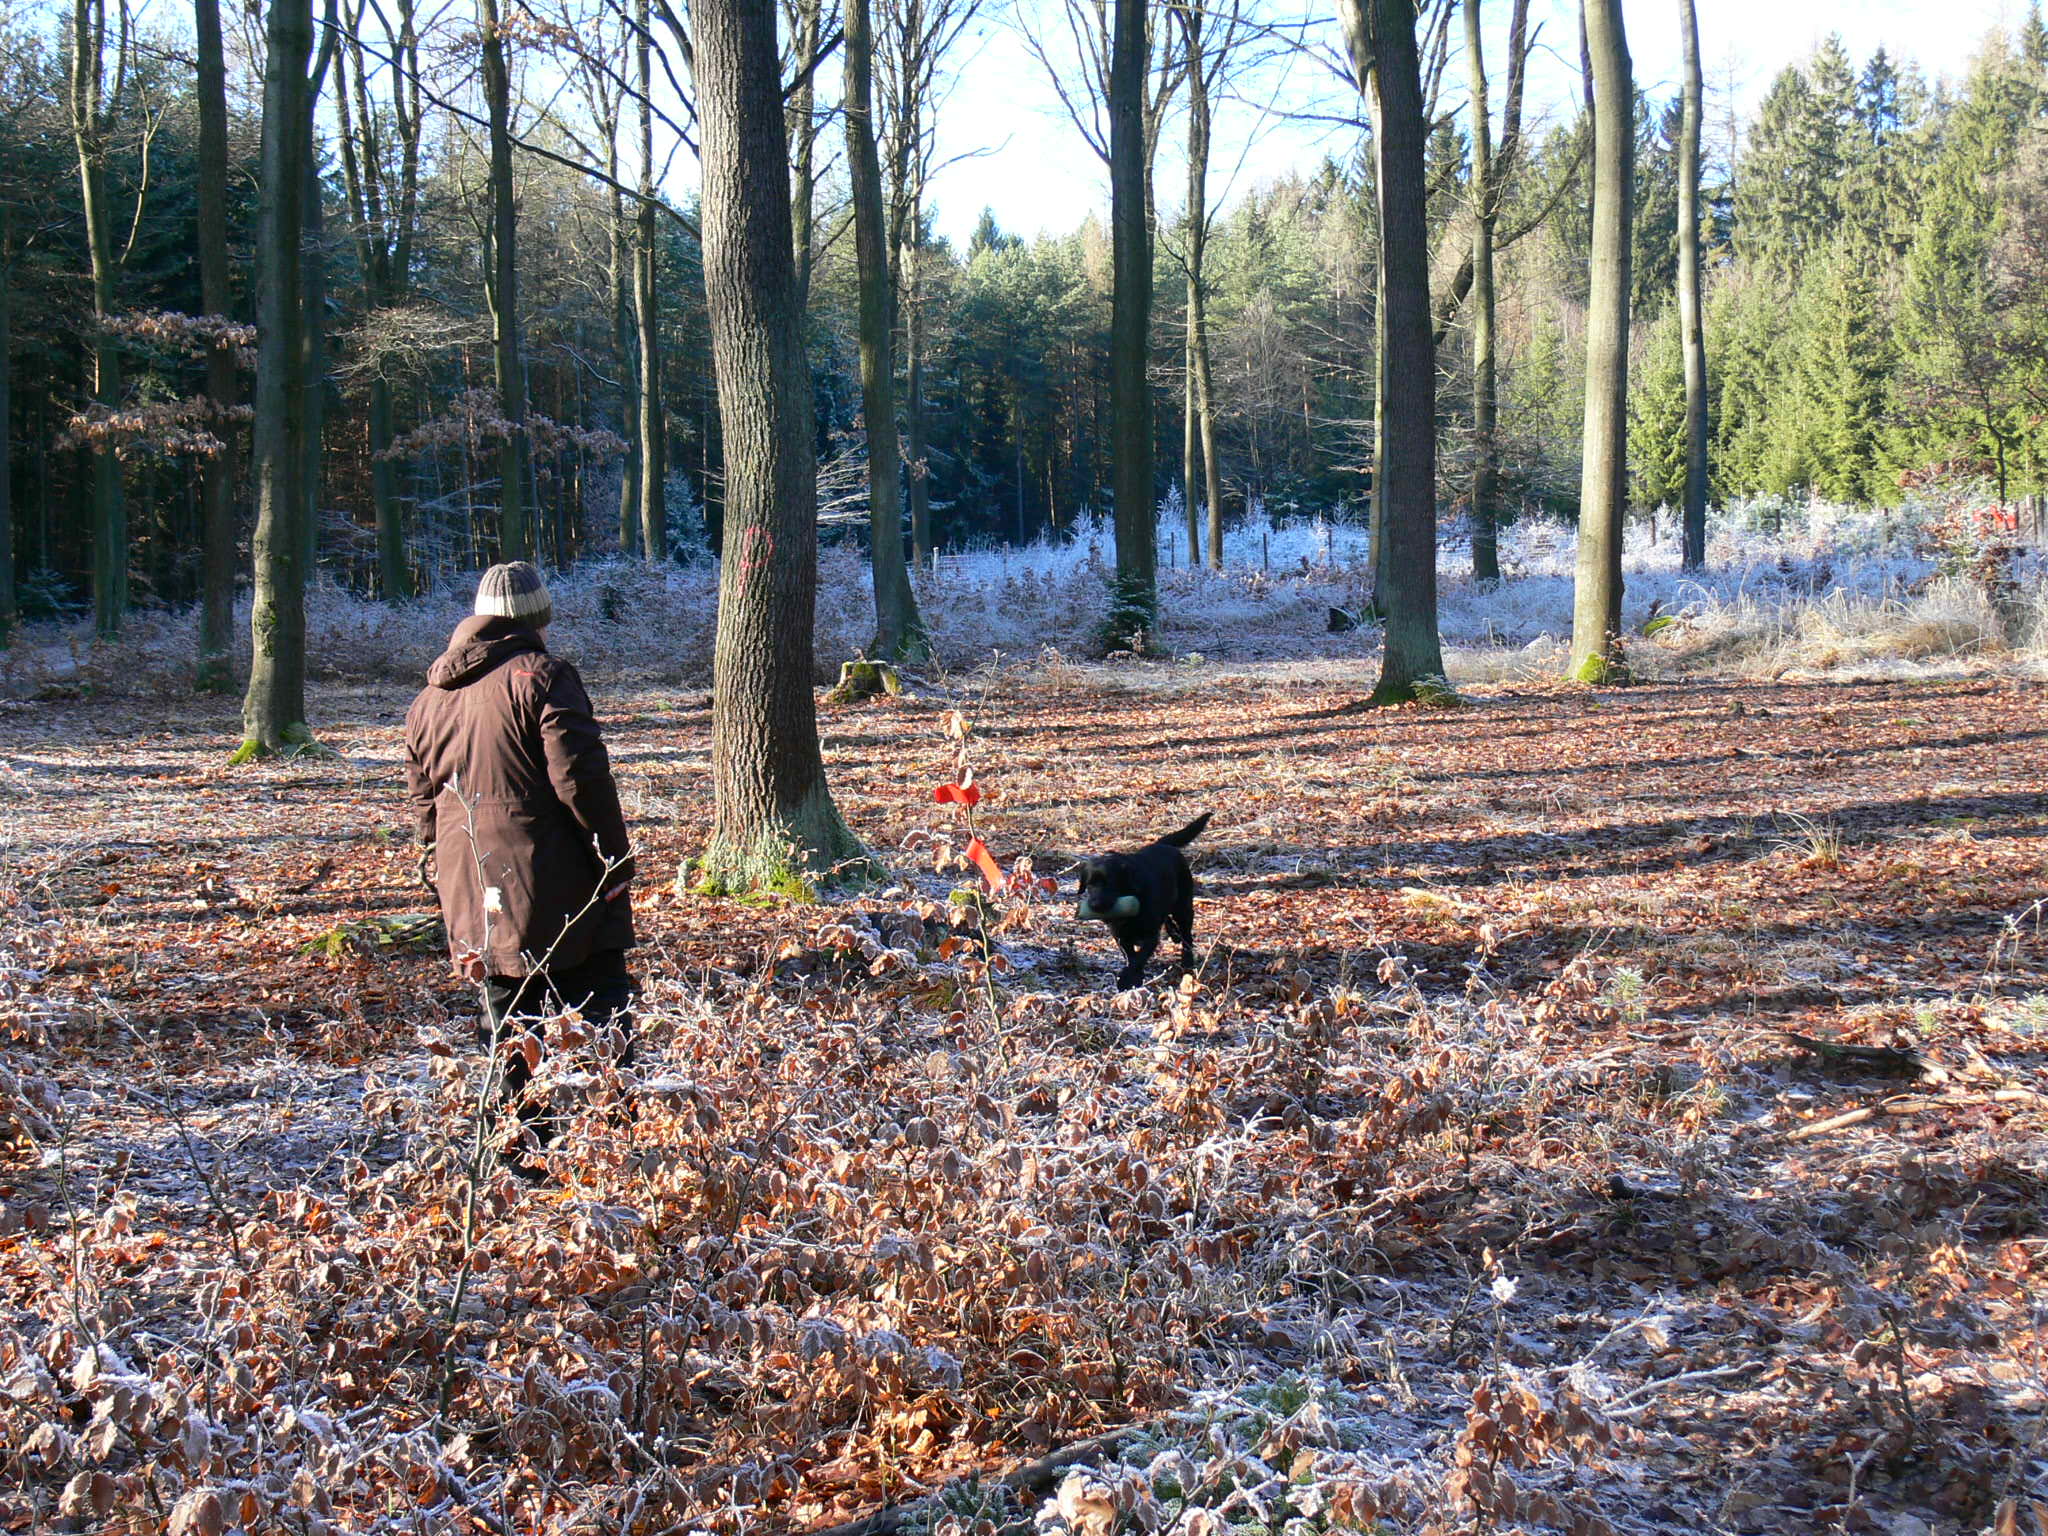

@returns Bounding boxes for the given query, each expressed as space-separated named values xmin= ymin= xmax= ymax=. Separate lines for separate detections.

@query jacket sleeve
xmin=540 ymin=662 xmax=632 ymax=864
xmin=403 ymin=703 xmax=438 ymax=845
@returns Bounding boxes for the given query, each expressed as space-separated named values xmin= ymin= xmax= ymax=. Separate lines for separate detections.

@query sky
xmin=906 ymin=0 xmax=2035 ymax=249
xmin=22 ymin=0 xmax=2024 ymax=253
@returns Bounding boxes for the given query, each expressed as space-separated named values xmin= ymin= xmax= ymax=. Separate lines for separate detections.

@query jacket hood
xmin=427 ymin=614 xmax=547 ymax=689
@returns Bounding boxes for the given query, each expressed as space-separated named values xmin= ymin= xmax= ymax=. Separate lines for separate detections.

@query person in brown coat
xmin=405 ymin=561 xmax=636 ymax=1167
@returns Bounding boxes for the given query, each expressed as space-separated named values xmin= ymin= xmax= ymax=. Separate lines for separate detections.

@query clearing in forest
xmin=0 ymin=668 xmax=2043 ymax=1535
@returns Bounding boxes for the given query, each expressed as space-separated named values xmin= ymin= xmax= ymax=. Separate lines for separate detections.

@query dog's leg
xmin=1172 ymin=886 xmax=1197 ymax=971
xmin=1118 ymin=930 xmax=1159 ymax=990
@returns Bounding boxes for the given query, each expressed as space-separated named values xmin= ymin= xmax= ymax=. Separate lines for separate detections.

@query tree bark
xmin=1677 ymin=0 xmax=1708 ymax=571
xmin=1106 ymin=0 xmax=1154 ymax=646
xmin=1342 ymin=0 xmax=1444 ymax=701
xmin=1465 ymin=0 xmax=1500 ymax=585
xmin=238 ymin=0 xmax=317 ymax=759
xmin=691 ymin=0 xmax=862 ymax=889
xmin=1570 ymin=0 xmax=1633 ymax=682
xmin=70 ymin=0 xmax=126 ymax=638
xmin=635 ymin=0 xmax=666 ymax=560
xmin=194 ymin=0 xmax=240 ymax=681
xmin=0 ymin=209 xmax=12 ymax=643
xmin=479 ymin=0 xmax=530 ymax=561
xmin=846 ymin=0 xmax=926 ymax=659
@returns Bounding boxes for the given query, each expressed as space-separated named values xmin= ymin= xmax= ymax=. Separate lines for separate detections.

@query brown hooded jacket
xmin=404 ymin=616 xmax=635 ymax=976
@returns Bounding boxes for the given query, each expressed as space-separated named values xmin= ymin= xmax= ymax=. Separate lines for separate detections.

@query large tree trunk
xmin=1465 ymin=0 xmax=1500 ymax=585
xmin=479 ymin=0 xmax=530 ymax=561
xmin=846 ymin=0 xmax=926 ymax=660
xmin=237 ymin=0 xmax=317 ymax=759
xmin=635 ymin=0 xmax=666 ymax=561
xmin=1570 ymin=0 xmax=1633 ymax=682
xmin=1677 ymin=0 xmax=1708 ymax=571
xmin=70 ymin=0 xmax=126 ymax=638
xmin=1105 ymin=0 xmax=1155 ymax=646
xmin=195 ymin=0 xmax=240 ymax=682
xmin=691 ymin=0 xmax=861 ymax=889
xmin=0 ymin=210 xmax=12 ymax=643
xmin=1342 ymin=0 xmax=1443 ymax=701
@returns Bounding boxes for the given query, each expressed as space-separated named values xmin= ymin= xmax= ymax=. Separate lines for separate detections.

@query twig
xmin=1787 ymin=1105 xmax=1876 ymax=1140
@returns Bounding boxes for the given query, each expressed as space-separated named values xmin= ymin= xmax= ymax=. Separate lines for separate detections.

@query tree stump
xmin=827 ymin=658 xmax=902 ymax=703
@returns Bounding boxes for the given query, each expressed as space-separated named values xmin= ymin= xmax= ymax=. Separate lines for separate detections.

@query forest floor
xmin=0 ymin=663 xmax=2044 ymax=1536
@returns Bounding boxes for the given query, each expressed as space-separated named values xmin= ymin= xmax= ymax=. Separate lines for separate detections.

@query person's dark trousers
xmin=481 ymin=949 xmax=637 ymax=1159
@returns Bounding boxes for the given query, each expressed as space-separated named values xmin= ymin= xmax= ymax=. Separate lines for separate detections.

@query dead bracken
xmin=0 ymin=668 xmax=2043 ymax=1535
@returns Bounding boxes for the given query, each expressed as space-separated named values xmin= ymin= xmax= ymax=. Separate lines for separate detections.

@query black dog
xmin=1075 ymin=812 xmax=1212 ymax=990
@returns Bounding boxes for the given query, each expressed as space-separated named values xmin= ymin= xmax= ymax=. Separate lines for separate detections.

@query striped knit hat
xmin=474 ymin=561 xmax=553 ymax=629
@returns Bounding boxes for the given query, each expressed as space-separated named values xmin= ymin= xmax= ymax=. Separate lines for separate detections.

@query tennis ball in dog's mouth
xmin=1077 ymin=894 xmax=1141 ymax=920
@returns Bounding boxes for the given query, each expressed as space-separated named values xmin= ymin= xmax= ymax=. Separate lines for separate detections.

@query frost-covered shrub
xmin=4 ymin=496 xmax=2040 ymax=697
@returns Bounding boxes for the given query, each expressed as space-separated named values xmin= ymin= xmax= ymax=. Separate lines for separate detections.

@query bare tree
xmin=1341 ymin=0 xmax=1443 ymax=702
xmin=678 ymin=0 xmax=863 ymax=886
xmin=1677 ymin=0 xmax=1708 ymax=570
xmin=1020 ymin=0 xmax=1183 ymax=619
xmin=559 ymin=0 xmax=641 ymax=553
xmin=1570 ymin=0 xmax=1632 ymax=682
xmin=193 ymin=0 xmax=243 ymax=678
xmin=1107 ymin=0 xmax=1156 ymax=645
xmin=68 ymin=0 xmax=135 ymax=637
xmin=635 ymin=0 xmax=666 ymax=560
xmin=1021 ymin=0 xmax=1184 ymax=220
xmin=1462 ymin=0 xmax=1528 ymax=585
xmin=238 ymin=0 xmax=326 ymax=759
xmin=784 ymin=0 xmax=834 ymax=307
xmin=479 ymin=0 xmax=532 ymax=560
xmin=0 ymin=207 xmax=11 ymax=643
xmin=335 ymin=0 xmax=423 ymax=599
xmin=877 ymin=0 xmax=985 ymax=571
xmin=1173 ymin=0 xmax=1241 ymax=572
xmin=846 ymin=0 xmax=926 ymax=658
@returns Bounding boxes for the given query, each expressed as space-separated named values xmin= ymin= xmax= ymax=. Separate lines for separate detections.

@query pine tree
xmin=1632 ymin=96 xmax=1680 ymax=318
xmin=1737 ymin=64 xmax=1836 ymax=272
xmin=1627 ymin=307 xmax=1686 ymax=510
xmin=1847 ymin=48 xmax=1918 ymax=254
xmin=1896 ymin=101 xmax=2026 ymax=498
xmin=1796 ymin=247 xmax=1892 ymax=503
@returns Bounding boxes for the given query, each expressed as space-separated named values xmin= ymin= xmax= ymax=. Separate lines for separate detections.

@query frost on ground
xmin=6 ymin=498 xmax=2044 ymax=701
xmin=1 ymin=671 xmax=2044 ymax=1535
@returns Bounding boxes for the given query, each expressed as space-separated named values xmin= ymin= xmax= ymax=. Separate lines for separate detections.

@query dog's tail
xmin=1159 ymin=811 xmax=1213 ymax=848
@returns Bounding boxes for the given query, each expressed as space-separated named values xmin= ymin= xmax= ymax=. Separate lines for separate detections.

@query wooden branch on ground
xmin=1779 ymin=1031 xmax=1924 ymax=1078
xmin=807 ymin=1427 xmax=1139 ymax=1536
